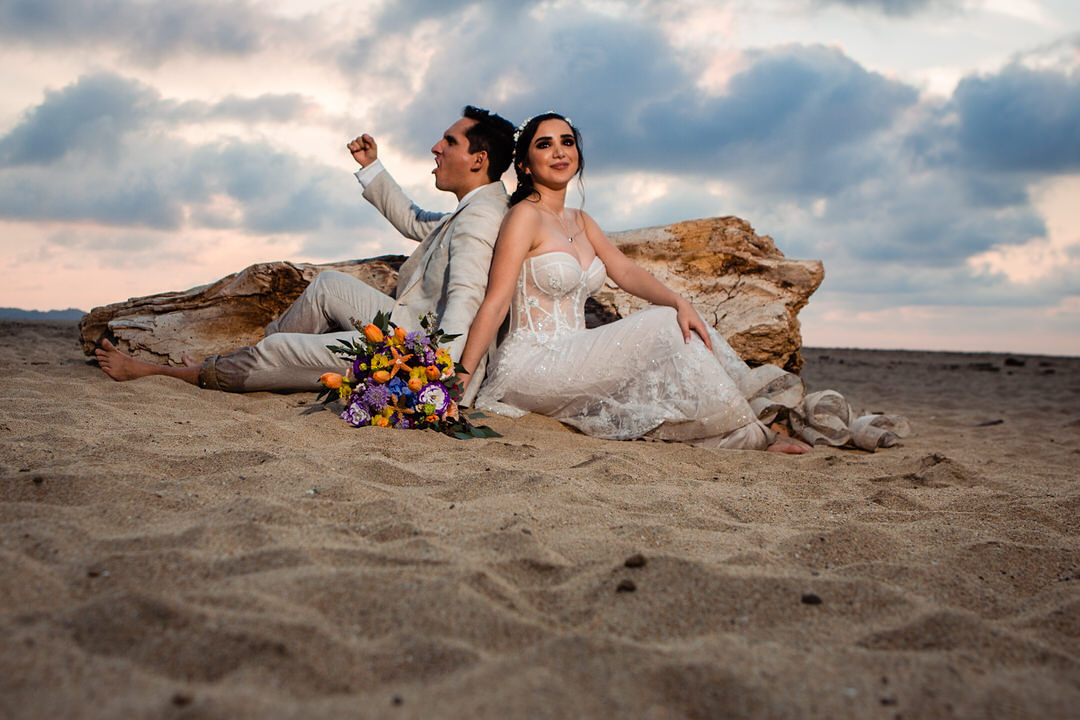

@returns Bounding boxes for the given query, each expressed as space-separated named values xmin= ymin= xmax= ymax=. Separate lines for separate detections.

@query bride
xmin=457 ymin=112 xmax=906 ymax=453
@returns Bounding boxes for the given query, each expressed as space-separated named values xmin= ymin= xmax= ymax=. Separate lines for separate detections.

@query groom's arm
xmin=348 ymin=134 xmax=446 ymax=242
xmin=359 ymin=163 xmax=447 ymax=243
xmin=360 ymin=162 xmax=449 ymax=241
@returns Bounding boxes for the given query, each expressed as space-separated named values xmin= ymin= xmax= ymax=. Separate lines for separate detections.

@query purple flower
xmin=404 ymin=330 xmax=429 ymax=354
xmin=341 ymin=400 xmax=371 ymax=427
xmin=392 ymin=414 xmax=413 ymax=429
xmin=361 ymin=384 xmax=391 ymax=412
xmin=423 ymin=347 xmax=437 ymax=365
xmin=417 ymin=382 xmax=450 ymax=414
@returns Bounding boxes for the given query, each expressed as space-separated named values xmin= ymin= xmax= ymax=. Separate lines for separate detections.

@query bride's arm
xmin=457 ymin=205 xmax=540 ymax=391
xmin=580 ymin=211 xmax=713 ymax=350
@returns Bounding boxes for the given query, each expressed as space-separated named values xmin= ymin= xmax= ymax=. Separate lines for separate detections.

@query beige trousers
xmin=198 ymin=271 xmax=394 ymax=392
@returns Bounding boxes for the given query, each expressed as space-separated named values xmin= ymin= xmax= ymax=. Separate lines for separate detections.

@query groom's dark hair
xmin=462 ymin=105 xmax=515 ymax=182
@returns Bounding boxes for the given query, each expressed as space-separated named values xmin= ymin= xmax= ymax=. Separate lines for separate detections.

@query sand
xmin=1 ymin=319 xmax=1077 ymax=718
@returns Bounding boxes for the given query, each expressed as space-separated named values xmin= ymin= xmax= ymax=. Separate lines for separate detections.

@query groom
xmin=95 ymin=105 xmax=515 ymax=407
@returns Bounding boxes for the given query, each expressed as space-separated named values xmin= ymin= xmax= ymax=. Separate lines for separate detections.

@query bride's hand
xmin=456 ymin=370 xmax=471 ymax=394
xmin=676 ymin=300 xmax=713 ymax=351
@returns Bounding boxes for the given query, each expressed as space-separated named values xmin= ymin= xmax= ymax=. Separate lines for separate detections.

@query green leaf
xmin=373 ymin=310 xmax=391 ymax=333
xmin=453 ymin=432 xmax=472 ymax=440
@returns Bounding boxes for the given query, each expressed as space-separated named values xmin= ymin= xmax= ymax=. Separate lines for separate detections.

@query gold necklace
xmin=538 ymin=203 xmax=575 ymax=243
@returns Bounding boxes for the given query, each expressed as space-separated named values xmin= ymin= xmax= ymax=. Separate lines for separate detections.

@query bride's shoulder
xmin=497 ymin=202 xmax=544 ymax=250
xmin=508 ymin=200 xmax=542 ymax=217
xmin=502 ymin=201 xmax=543 ymax=228
xmin=569 ymin=208 xmax=598 ymax=232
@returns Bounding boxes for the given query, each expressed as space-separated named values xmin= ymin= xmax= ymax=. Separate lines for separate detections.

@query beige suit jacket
xmin=362 ymin=171 xmax=508 ymax=406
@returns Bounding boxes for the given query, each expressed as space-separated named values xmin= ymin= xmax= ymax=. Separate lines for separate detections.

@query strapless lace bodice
xmin=507 ymin=252 xmax=605 ymax=343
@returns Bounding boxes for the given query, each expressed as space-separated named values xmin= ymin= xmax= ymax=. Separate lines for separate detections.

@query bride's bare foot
xmin=94 ymin=339 xmax=202 ymax=385
xmin=767 ymin=436 xmax=811 ymax=454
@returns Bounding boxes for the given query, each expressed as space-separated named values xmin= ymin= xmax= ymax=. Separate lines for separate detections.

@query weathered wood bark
xmin=601 ymin=217 xmax=824 ymax=370
xmin=78 ymin=257 xmax=402 ymax=366
xmin=80 ymin=217 xmax=823 ymax=371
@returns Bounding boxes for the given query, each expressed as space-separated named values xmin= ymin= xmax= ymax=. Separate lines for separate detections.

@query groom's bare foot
xmin=94 ymin=339 xmax=201 ymax=385
xmin=95 ymin=339 xmax=157 ymax=380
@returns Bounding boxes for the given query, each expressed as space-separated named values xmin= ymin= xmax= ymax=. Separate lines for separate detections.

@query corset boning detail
xmin=508 ymin=252 xmax=605 ymax=345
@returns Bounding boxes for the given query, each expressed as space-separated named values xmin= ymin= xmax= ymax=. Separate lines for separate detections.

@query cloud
xmin=0 ymin=0 xmax=273 ymax=62
xmin=356 ymin=2 xmax=916 ymax=200
xmin=348 ymin=0 xmax=1058 ymax=312
xmin=0 ymin=72 xmax=376 ymax=237
xmin=950 ymin=62 xmax=1080 ymax=173
xmin=173 ymin=94 xmax=320 ymax=123
xmin=0 ymin=73 xmax=158 ymax=166
xmin=356 ymin=6 xmax=690 ymax=152
xmin=809 ymin=0 xmax=958 ymax=15
xmin=0 ymin=73 xmax=319 ymax=169
xmin=630 ymin=44 xmax=919 ymax=195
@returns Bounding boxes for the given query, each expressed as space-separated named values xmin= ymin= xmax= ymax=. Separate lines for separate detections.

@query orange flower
xmin=363 ymin=324 xmax=384 ymax=343
xmin=408 ymin=377 xmax=425 ymax=393
xmin=425 ymin=414 xmax=439 ymax=423
xmin=374 ymin=416 xmax=390 ymax=427
xmin=319 ymin=372 xmax=343 ymax=389
xmin=372 ymin=370 xmax=391 ymax=384
xmin=425 ymin=364 xmax=441 ymax=380
xmin=445 ymin=401 xmax=459 ymax=421
xmin=394 ymin=326 xmax=408 ymax=343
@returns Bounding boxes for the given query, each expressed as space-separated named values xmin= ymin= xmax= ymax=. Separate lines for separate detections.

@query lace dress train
xmin=474 ymin=252 xmax=907 ymax=450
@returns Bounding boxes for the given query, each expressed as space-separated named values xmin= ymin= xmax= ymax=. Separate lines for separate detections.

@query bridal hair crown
xmin=514 ymin=111 xmax=574 ymax=143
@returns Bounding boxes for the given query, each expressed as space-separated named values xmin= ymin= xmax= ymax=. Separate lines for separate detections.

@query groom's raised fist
xmin=348 ymin=134 xmax=378 ymax=167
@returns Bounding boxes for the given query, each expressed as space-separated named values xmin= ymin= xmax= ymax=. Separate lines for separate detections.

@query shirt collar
xmin=453 ymin=183 xmax=489 ymax=213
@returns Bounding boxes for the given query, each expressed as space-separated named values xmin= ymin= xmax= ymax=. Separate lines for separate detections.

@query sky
xmin=0 ymin=0 xmax=1078 ymax=355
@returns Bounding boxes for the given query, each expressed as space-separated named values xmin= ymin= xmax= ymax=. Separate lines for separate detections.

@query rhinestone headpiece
xmin=513 ymin=111 xmax=574 ymax=144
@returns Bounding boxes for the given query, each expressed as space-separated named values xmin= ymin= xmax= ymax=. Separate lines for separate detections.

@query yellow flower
xmin=370 ymin=354 xmax=389 ymax=370
xmin=409 ymin=366 xmax=426 ymax=381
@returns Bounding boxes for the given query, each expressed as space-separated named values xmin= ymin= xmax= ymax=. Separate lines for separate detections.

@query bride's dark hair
xmin=509 ymin=112 xmax=585 ymax=206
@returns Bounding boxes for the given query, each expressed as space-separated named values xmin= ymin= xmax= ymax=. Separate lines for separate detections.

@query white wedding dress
xmin=474 ymin=252 xmax=908 ymax=451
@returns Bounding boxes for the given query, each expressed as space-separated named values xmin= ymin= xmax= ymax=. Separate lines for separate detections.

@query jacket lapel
xmin=394 ymin=191 xmax=479 ymax=299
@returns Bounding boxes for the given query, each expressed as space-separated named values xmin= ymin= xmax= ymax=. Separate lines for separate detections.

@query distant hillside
xmin=0 ymin=307 xmax=85 ymax=322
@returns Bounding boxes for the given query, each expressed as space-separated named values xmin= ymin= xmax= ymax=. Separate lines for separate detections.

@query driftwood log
xmin=80 ymin=216 xmax=823 ymax=371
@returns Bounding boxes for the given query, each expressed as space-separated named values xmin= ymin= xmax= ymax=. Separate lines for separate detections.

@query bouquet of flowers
xmin=316 ymin=311 xmax=499 ymax=439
